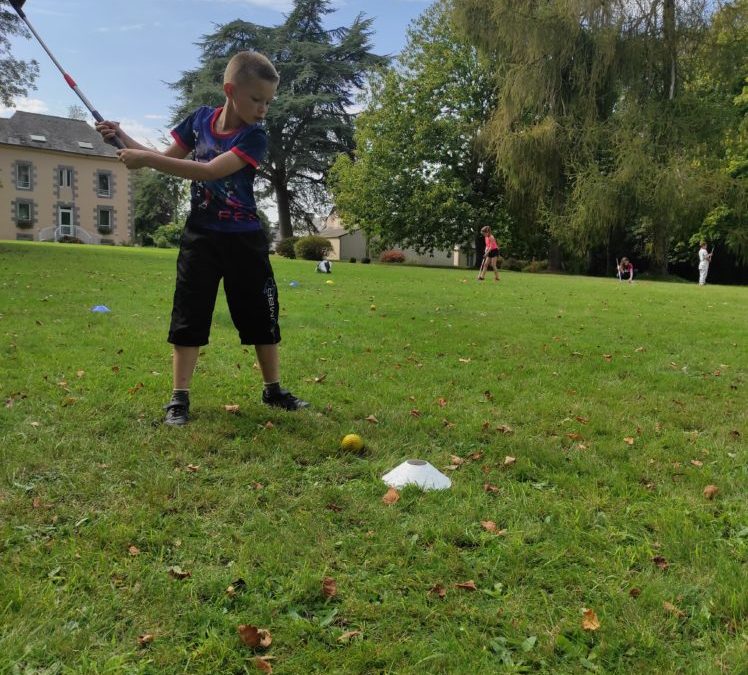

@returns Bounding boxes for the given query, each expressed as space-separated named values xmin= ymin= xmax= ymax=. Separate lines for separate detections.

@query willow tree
xmin=330 ymin=0 xmax=508 ymax=259
xmin=170 ymin=0 xmax=385 ymax=239
xmin=455 ymin=0 xmax=735 ymax=274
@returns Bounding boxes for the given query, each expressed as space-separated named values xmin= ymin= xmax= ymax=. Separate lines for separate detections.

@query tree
xmin=0 ymin=1 xmax=38 ymax=106
xmin=67 ymin=105 xmax=88 ymax=121
xmin=132 ymin=169 xmax=187 ymax=241
xmin=329 ymin=0 xmax=508 ymax=259
xmin=169 ymin=0 xmax=386 ymax=240
xmin=454 ymin=0 xmax=739 ymax=274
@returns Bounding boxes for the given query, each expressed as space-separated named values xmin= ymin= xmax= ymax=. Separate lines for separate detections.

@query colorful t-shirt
xmin=171 ymin=106 xmax=267 ymax=233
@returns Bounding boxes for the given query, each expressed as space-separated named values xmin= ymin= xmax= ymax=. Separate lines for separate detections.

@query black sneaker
xmin=164 ymin=399 xmax=190 ymax=426
xmin=262 ymin=388 xmax=310 ymax=411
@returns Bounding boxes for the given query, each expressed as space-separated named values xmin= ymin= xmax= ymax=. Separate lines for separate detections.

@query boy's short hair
xmin=224 ymin=51 xmax=279 ymax=87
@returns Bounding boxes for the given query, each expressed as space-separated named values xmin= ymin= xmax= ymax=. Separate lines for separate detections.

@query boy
xmin=698 ymin=241 xmax=713 ymax=286
xmin=97 ymin=51 xmax=308 ymax=425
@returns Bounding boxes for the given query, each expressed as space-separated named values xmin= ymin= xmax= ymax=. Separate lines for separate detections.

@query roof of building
xmin=0 ymin=111 xmax=118 ymax=158
xmin=319 ymin=227 xmax=360 ymax=239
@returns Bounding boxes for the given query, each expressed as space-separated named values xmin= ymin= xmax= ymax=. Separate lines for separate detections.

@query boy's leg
xmin=256 ymin=343 xmax=309 ymax=410
xmin=164 ymin=345 xmax=199 ymax=426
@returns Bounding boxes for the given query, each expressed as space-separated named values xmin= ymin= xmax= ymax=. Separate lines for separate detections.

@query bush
xmin=294 ymin=235 xmax=332 ymax=261
xmin=361 ymin=257 xmax=371 ymax=264
xmin=275 ymin=236 xmax=298 ymax=259
xmin=501 ymin=257 xmax=527 ymax=272
xmin=152 ymin=222 xmax=184 ymax=248
xmin=379 ymin=249 xmax=406 ymax=263
xmin=349 ymin=257 xmax=357 ymax=263
xmin=522 ymin=259 xmax=549 ymax=273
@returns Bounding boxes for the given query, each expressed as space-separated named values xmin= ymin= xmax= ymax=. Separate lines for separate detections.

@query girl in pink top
xmin=478 ymin=226 xmax=500 ymax=281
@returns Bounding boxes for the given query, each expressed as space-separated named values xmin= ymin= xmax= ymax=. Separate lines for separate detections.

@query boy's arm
xmin=117 ymin=148 xmax=246 ymax=181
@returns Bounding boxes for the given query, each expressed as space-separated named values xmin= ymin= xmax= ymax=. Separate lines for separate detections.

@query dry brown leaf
xmin=254 ymin=657 xmax=273 ymax=673
xmin=167 ymin=565 xmax=191 ymax=580
xmin=503 ymin=456 xmax=516 ymax=467
xmin=663 ymin=601 xmax=686 ymax=618
xmin=575 ymin=416 xmax=589 ymax=425
xmin=111 ymin=365 xmax=120 ymax=373
xmin=481 ymin=521 xmax=507 ymax=536
xmin=128 ymin=545 xmax=140 ymax=557
xmin=623 ymin=437 xmax=635 ymax=445
xmin=582 ymin=608 xmax=600 ymax=631
xmin=482 ymin=420 xmax=491 ymax=430
xmin=76 ymin=370 xmax=85 ymax=378
xmin=690 ymin=459 xmax=703 ymax=468
xmin=251 ymin=482 xmax=264 ymax=490
xmin=186 ymin=464 xmax=200 ymax=473
xmin=428 ymin=583 xmax=447 ymax=599
xmin=264 ymin=421 xmax=274 ymax=429
xmin=496 ymin=424 xmax=513 ymax=434
xmin=365 ymin=415 xmax=379 ymax=424
xmin=437 ymin=397 xmax=447 ymax=407
xmin=442 ymin=419 xmax=455 ymax=429
xmin=455 ymin=580 xmax=477 ymax=591
xmin=326 ymin=503 xmax=343 ymax=512
xmin=703 ymin=484 xmax=719 ymax=500
xmin=629 ymin=587 xmax=641 ymax=598
xmin=458 ymin=357 xmax=471 ymax=363
xmin=410 ymin=409 xmax=422 ymax=418
xmin=484 ymin=483 xmax=499 ymax=493
xmin=603 ymin=354 xmax=613 ymax=362
xmin=566 ymin=432 xmax=583 ymax=441
xmin=449 ymin=455 xmax=465 ymax=466
xmin=137 ymin=633 xmax=155 ymax=647
xmin=128 ymin=382 xmax=144 ymax=394
xmin=483 ymin=390 xmax=493 ymax=401
xmin=469 ymin=451 xmax=484 ymax=461
xmin=322 ymin=577 xmax=337 ymax=598
xmin=32 ymin=497 xmax=42 ymax=509
xmin=652 ymin=555 xmax=669 ymax=571
xmin=224 ymin=404 xmax=240 ymax=414
xmin=238 ymin=624 xmax=272 ymax=649
xmin=337 ymin=630 xmax=362 ymax=643
xmin=314 ymin=374 xmax=327 ymax=383
xmin=382 ymin=487 xmax=400 ymax=505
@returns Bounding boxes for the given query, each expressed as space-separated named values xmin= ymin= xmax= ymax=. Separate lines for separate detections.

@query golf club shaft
xmin=11 ymin=3 xmax=125 ymax=149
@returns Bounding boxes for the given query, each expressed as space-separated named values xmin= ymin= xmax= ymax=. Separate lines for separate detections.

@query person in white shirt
xmin=698 ymin=241 xmax=713 ymax=286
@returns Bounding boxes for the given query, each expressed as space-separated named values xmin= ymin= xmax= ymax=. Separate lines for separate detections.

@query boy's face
xmin=229 ymin=77 xmax=278 ymax=125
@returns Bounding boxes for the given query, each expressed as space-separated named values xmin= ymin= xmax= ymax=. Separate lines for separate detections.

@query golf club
xmin=9 ymin=0 xmax=125 ymax=149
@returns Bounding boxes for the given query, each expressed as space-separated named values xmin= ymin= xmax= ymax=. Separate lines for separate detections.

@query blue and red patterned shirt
xmin=171 ymin=105 xmax=267 ymax=233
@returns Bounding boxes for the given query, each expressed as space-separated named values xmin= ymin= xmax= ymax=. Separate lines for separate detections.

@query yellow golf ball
xmin=326 ymin=280 xmax=335 ymax=285
xmin=341 ymin=433 xmax=364 ymax=452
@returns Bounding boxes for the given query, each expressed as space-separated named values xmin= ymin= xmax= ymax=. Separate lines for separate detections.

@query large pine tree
xmin=170 ymin=0 xmax=385 ymax=239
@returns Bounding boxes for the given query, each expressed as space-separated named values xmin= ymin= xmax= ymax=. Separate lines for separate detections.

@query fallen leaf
xmin=314 ymin=374 xmax=327 ymax=383
xmin=455 ymin=580 xmax=477 ymax=591
xmin=481 ymin=521 xmax=507 ymax=536
xmin=635 ymin=346 xmax=645 ymax=352
xmin=483 ymin=390 xmax=493 ymax=401
xmin=663 ymin=601 xmax=686 ymax=618
xmin=449 ymin=455 xmax=465 ymax=466
xmin=428 ymin=583 xmax=447 ymax=599
xmin=690 ymin=460 xmax=703 ymax=468
xmin=254 ymin=657 xmax=273 ymax=673
xmin=566 ymin=432 xmax=583 ymax=441
xmin=603 ymin=354 xmax=613 ymax=362
xmin=652 ymin=556 xmax=669 ymax=571
xmin=167 ymin=565 xmax=191 ymax=580
xmin=322 ymin=577 xmax=337 ymax=598
xmin=437 ymin=397 xmax=447 ymax=407
xmin=484 ymin=483 xmax=499 ymax=493
xmin=365 ymin=415 xmax=379 ymax=424
xmin=703 ymin=484 xmax=719 ymax=500
xmin=128 ymin=545 xmax=140 ymax=557
xmin=76 ymin=370 xmax=85 ymax=378
xmin=623 ymin=437 xmax=635 ymax=445
xmin=482 ymin=420 xmax=491 ymax=430
xmin=111 ymin=365 xmax=120 ymax=373
xmin=410 ymin=409 xmax=421 ymax=418
xmin=326 ymin=503 xmax=343 ymax=512
xmin=128 ymin=382 xmax=144 ymax=394
xmin=629 ymin=587 xmax=641 ymax=598
xmin=582 ymin=608 xmax=600 ymax=631
xmin=224 ymin=404 xmax=240 ymax=414
xmin=382 ymin=487 xmax=400 ymax=505
xmin=251 ymin=482 xmax=264 ymax=490
xmin=503 ymin=456 xmax=516 ymax=467
xmin=186 ymin=464 xmax=200 ymax=473
xmin=496 ymin=424 xmax=513 ymax=434
xmin=238 ymin=624 xmax=273 ymax=649
xmin=32 ymin=497 xmax=42 ymax=509
xmin=442 ymin=419 xmax=455 ymax=429
xmin=458 ymin=357 xmax=471 ymax=363
xmin=337 ymin=630 xmax=362 ymax=643
xmin=469 ymin=451 xmax=484 ymax=461
xmin=575 ymin=416 xmax=589 ymax=425
xmin=137 ymin=633 xmax=155 ymax=647
xmin=264 ymin=421 xmax=274 ymax=429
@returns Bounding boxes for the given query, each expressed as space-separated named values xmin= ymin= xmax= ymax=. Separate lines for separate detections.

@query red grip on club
xmin=64 ymin=73 xmax=77 ymax=89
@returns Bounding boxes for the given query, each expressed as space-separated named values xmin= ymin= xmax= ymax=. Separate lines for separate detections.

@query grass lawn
xmin=1 ymin=241 xmax=746 ymax=674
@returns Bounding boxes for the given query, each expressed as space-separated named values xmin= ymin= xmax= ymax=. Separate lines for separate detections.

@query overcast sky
xmin=3 ymin=0 xmax=430 ymax=146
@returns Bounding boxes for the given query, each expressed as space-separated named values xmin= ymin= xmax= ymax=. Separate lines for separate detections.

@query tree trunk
xmin=663 ymin=0 xmax=677 ymax=100
xmin=652 ymin=224 xmax=669 ymax=276
xmin=548 ymin=239 xmax=562 ymax=272
xmin=276 ymin=182 xmax=293 ymax=239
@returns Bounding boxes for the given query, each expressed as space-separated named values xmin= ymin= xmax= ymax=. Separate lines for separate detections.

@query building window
xmin=97 ymin=207 xmax=113 ymax=232
xmin=16 ymin=163 xmax=32 ymax=189
xmin=58 ymin=168 xmax=73 ymax=187
xmin=16 ymin=201 xmax=33 ymax=227
xmin=97 ymin=172 xmax=112 ymax=197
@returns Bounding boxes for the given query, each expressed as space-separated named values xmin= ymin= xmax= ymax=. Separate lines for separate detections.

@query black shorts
xmin=486 ymin=249 xmax=499 ymax=259
xmin=168 ymin=228 xmax=280 ymax=347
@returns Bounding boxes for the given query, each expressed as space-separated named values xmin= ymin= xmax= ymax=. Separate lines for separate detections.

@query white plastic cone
xmin=381 ymin=459 xmax=451 ymax=491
